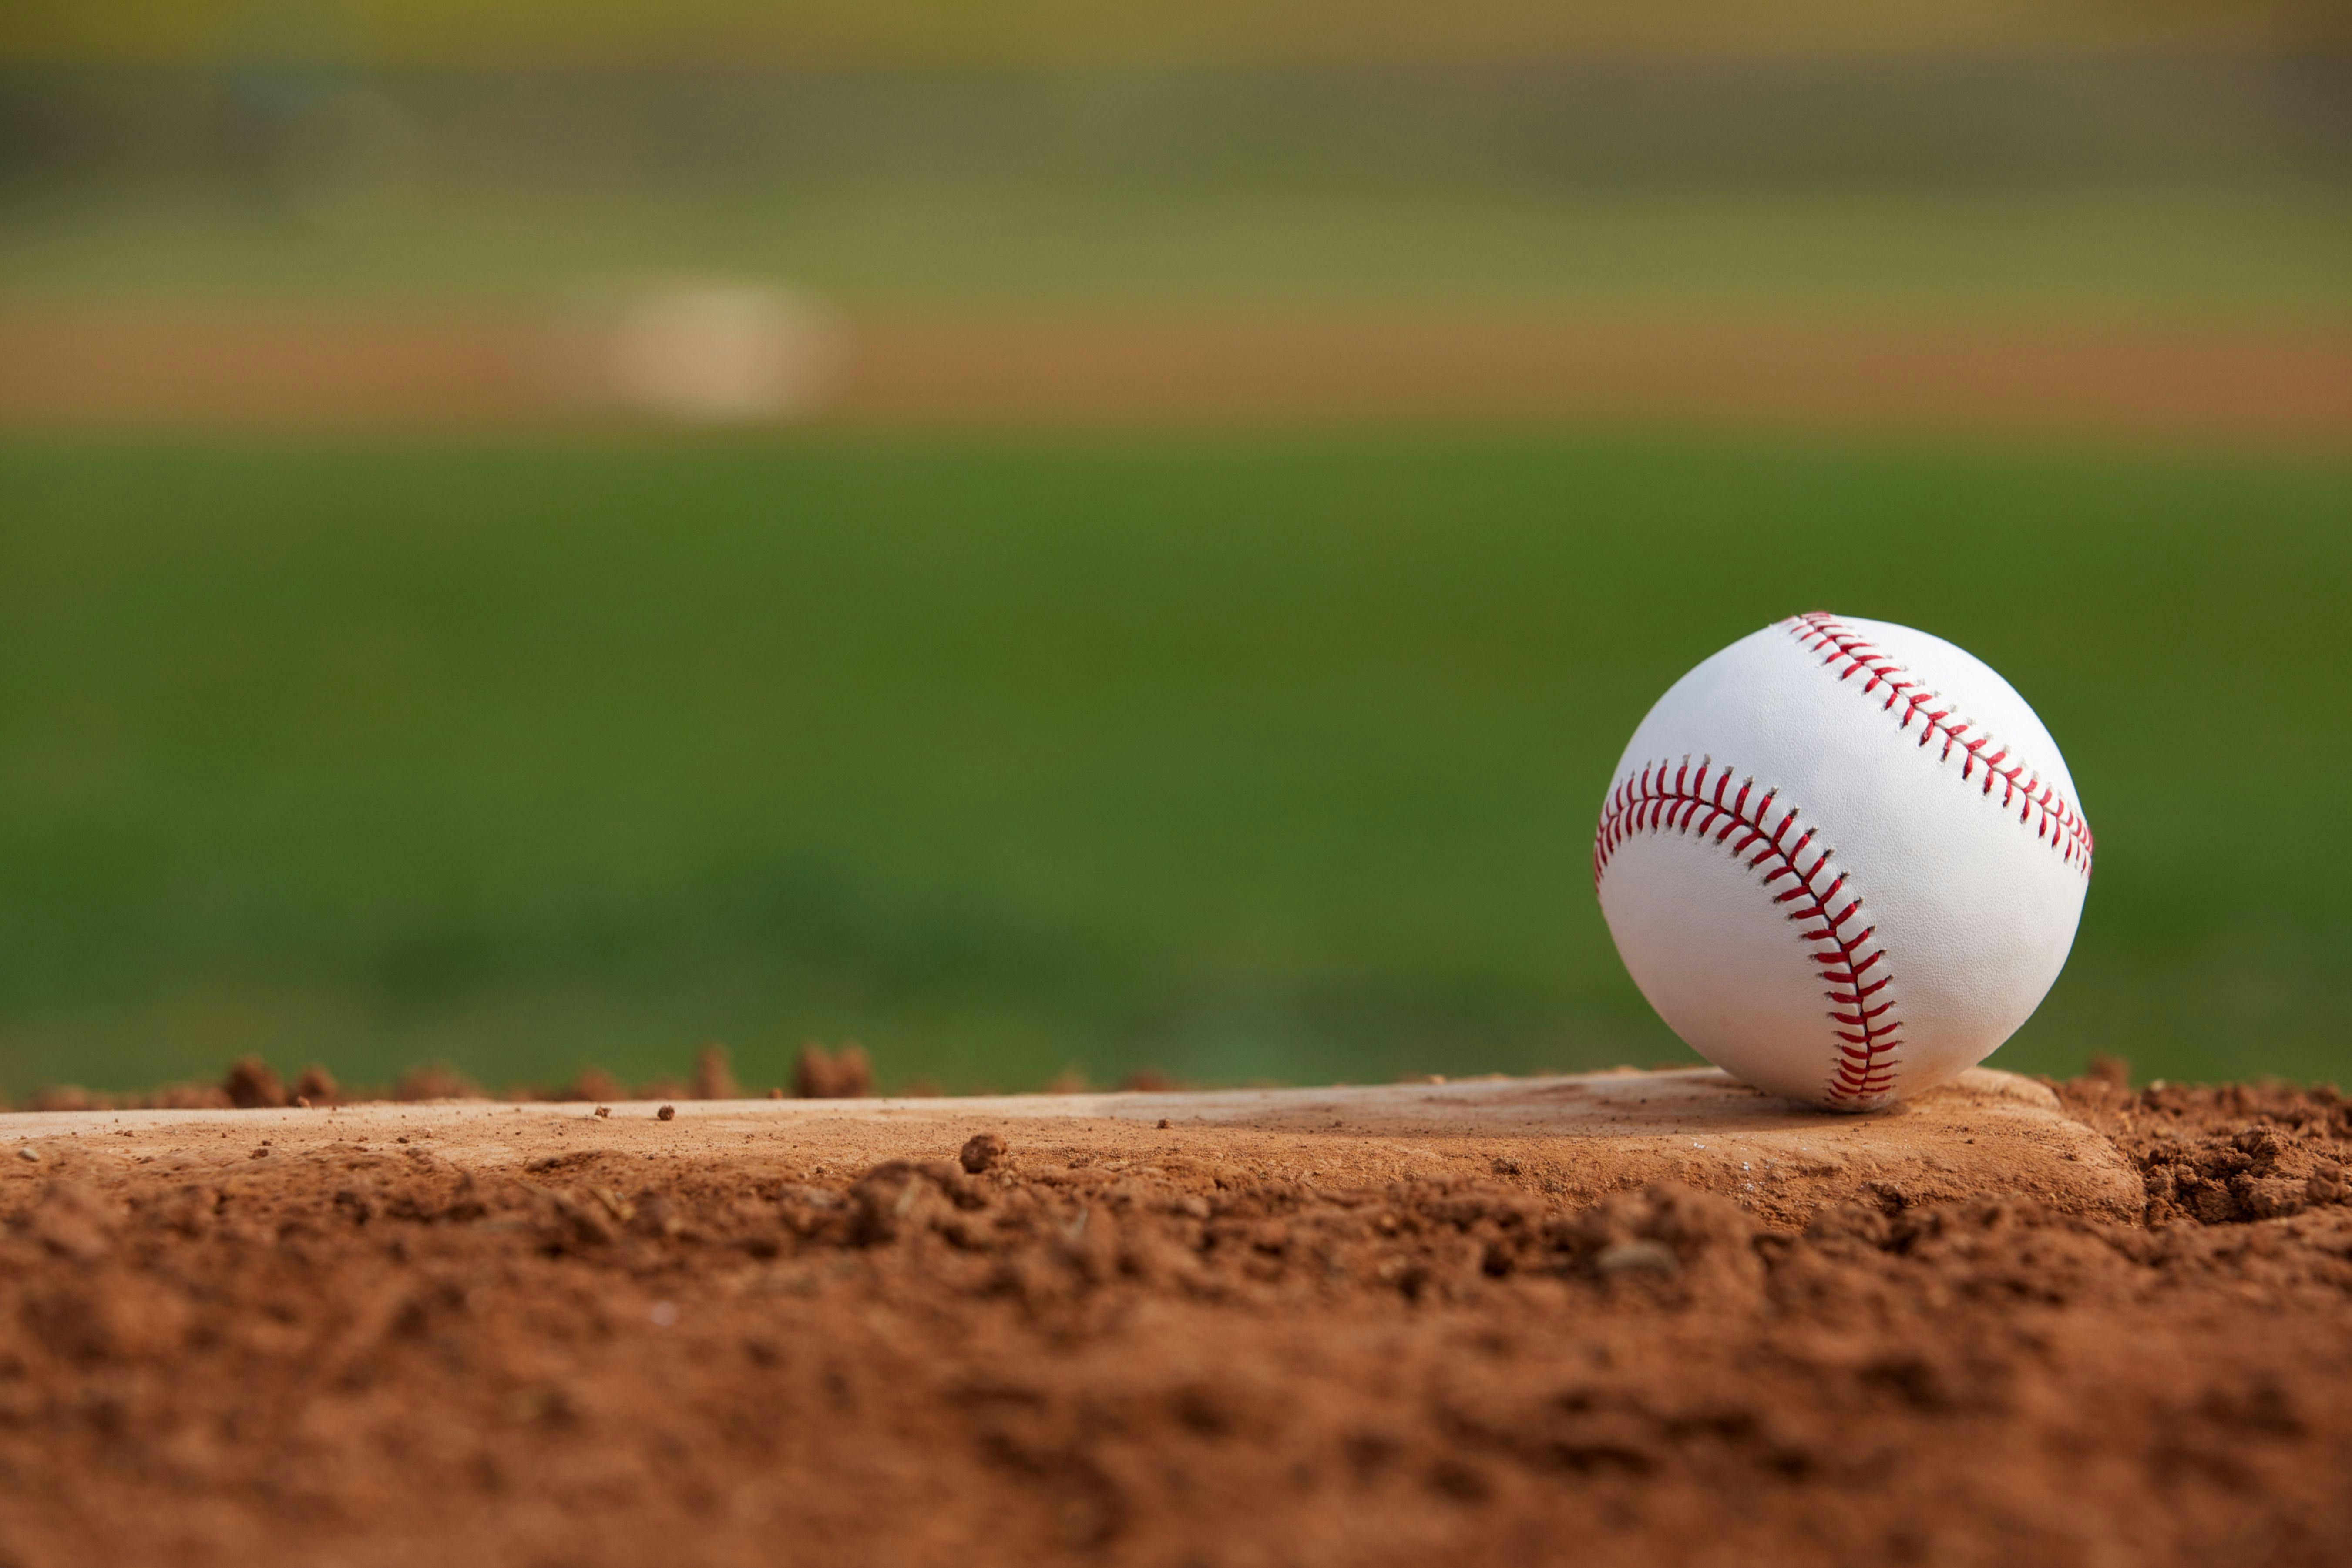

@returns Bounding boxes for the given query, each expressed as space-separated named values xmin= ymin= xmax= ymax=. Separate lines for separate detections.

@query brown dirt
xmin=16 ymin=1043 xmax=826 ymax=1115
xmin=4 ymin=305 xmax=2351 ymax=447
xmin=2 ymin=1068 xmax=2348 ymax=1568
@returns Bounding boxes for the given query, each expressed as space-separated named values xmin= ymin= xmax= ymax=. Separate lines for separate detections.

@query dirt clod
xmin=292 ymin=1064 xmax=341 ymax=1104
xmin=656 ymin=1104 xmax=676 ymax=1122
xmin=2311 ymin=1162 xmax=2347 ymax=1204
xmin=221 ymin=1055 xmax=286 ymax=1109
xmin=960 ymin=1132 xmax=1008 ymax=1174
xmin=794 ymin=1042 xmax=875 ymax=1099
xmin=691 ymin=1042 xmax=738 ymax=1100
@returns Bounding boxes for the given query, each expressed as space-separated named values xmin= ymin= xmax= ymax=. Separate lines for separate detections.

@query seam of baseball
xmin=1784 ymin=612 xmax=2093 ymax=876
xmin=1593 ymin=757 xmax=1902 ymax=1108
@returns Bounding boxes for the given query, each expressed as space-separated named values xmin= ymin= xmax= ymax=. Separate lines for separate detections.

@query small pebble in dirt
xmin=251 ymin=1146 xmax=271 ymax=1159
xmin=959 ymin=1132 xmax=1008 ymax=1174
xmin=1594 ymin=1240 xmax=1679 ymax=1277
xmin=1157 ymin=1118 xmax=1172 ymax=1129
xmin=15 ymin=1145 xmax=38 ymax=1163
xmin=657 ymin=1104 xmax=677 ymax=1122
xmin=594 ymin=1106 xmax=611 ymax=1119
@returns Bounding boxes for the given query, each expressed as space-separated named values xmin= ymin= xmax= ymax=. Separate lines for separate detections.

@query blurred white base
xmin=563 ymin=281 xmax=843 ymax=423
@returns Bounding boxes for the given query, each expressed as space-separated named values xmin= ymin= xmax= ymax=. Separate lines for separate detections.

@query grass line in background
xmin=9 ymin=187 xmax=2350 ymax=320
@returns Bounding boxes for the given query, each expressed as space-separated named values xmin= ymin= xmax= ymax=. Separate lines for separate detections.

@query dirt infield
xmin=3 ymin=1067 xmax=2349 ymax=1566
xmin=5 ymin=304 xmax=2351 ymax=445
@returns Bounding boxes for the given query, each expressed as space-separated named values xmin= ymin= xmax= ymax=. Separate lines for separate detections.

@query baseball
xmin=1593 ymin=612 xmax=2092 ymax=1111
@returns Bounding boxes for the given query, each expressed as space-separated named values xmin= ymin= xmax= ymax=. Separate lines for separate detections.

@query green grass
xmin=7 ymin=185 xmax=2350 ymax=321
xmin=2 ymin=432 xmax=2347 ymax=1099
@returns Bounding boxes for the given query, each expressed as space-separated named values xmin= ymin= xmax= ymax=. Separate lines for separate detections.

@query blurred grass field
xmin=7 ymin=62 xmax=2350 ymax=320
xmin=5 ymin=51 xmax=2348 ymax=1100
xmin=3 ymin=188 xmax=2350 ymax=341
xmin=3 ymin=432 xmax=2346 ymax=1099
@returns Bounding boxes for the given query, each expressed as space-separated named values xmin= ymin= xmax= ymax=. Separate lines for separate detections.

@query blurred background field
xmin=7 ymin=61 xmax=2352 ymax=316
xmin=1 ymin=0 xmax=2348 ymax=1101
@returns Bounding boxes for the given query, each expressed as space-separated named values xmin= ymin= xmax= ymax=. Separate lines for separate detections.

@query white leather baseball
xmin=1593 ymin=613 xmax=2092 ymax=1111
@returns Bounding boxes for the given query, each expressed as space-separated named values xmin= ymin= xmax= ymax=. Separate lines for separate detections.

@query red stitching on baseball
xmin=1593 ymin=759 xmax=1901 ymax=1106
xmin=1783 ymin=613 xmax=2094 ymax=875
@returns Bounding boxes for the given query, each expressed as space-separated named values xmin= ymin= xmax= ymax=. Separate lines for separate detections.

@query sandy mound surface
xmin=1 ymin=1069 xmax=2347 ymax=1566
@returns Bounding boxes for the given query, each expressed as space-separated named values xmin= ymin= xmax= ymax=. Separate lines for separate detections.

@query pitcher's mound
xmin=3 ymin=1067 xmax=2346 ymax=1568
xmin=13 ymin=1064 xmax=2141 ymax=1223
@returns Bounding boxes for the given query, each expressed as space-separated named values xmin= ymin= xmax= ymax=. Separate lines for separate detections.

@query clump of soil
xmin=794 ymin=1041 xmax=875 ymax=1099
xmin=1 ymin=1075 xmax=2347 ymax=1567
xmin=222 ymin=1056 xmax=288 ymax=1109
xmin=691 ymin=1042 xmax=739 ymax=1100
